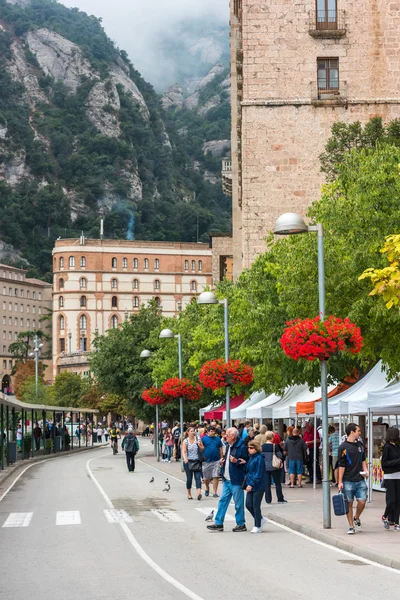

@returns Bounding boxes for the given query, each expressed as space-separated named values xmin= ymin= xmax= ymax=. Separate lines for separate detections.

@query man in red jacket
xmin=303 ymin=421 xmax=322 ymax=484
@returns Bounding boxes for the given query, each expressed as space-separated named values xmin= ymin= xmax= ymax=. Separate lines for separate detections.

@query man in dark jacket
xmin=121 ymin=428 xmax=139 ymax=472
xmin=284 ymin=428 xmax=308 ymax=488
xmin=207 ymin=427 xmax=248 ymax=533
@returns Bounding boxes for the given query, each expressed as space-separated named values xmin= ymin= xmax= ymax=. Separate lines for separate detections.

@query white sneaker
xmin=261 ymin=517 xmax=268 ymax=529
xmin=250 ymin=526 xmax=262 ymax=534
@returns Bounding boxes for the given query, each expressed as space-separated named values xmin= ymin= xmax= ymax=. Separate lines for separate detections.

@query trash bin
xmin=54 ymin=436 xmax=62 ymax=452
xmin=7 ymin=441 xmax=16 ymax=464
xmin=92 ymin=432 xmax=98 ymax=444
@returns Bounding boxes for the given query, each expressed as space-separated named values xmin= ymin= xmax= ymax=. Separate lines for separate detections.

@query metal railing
xmin=309 ymin=9 xmax=345 ymax=33
xmin=311 ymin=80 xmax=347 ymax=103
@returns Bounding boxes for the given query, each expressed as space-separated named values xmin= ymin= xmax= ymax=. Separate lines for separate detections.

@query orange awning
xmin=296 ymin=378 xmax=356 ymax=414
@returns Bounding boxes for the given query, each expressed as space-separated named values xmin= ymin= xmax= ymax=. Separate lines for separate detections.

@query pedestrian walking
xmin=172 ymin=422 xmax=181 ymax=461
xmin=104 ymin=427 xmax=109 ymax=442
xmin=284 ymin=427 xmax=308 ymax=488
xmin=262 ymin=431 xmax=287 ymax=504
xmin=207 ymin=427 xmax=248 ymax=532
xmin=16 ymin=424 xmax=22 ymax=453
xmin=165 ymin=428 xmax=174 ymax=463
xmin=329 ymin=424 xmax=340 ymax=484
xmin=121 ymin=428 xmax=139 ymax=472
xmin=303 ymin=420 xmax=322 ymax=484
xmin=381 ymin=426 xmax=400 ymax=530
xmin=202 ymin=426 xmax=223 ymax=497
xmin=337 ymin=423 xmax=368 ymax=535
xmin=245 ymin=439 xmax=268 ymax=533
xmin=182 ymin=427 xmax=204 ymax=500
xmin=33 ymin=422 xmax=42 ymax=451
xmin=97 ymin=424 xmax=103 ymax=443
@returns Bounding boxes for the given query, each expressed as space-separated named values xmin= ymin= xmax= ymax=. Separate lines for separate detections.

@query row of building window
xmin=59 ymin=278 xmax=198 ymax=292
xmin=3 ymin=329 xmax=35 ymax=340
xmin=58 ymin=256 xmax=203 ymax=272
xmin=2 ymin=317 xmax=36 ymax=327
xmin=1 ymin=302 xmax=40 ymax=314
xmin=2 ymin=287 xmax=41 ymax=299
xmin=1 ymin=271 xmax=24 ymax=281
xmin=2 ymin=360 xmax=13 ymax=370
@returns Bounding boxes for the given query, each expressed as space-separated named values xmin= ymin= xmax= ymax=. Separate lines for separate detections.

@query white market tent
xmin=199 ymin=401 xmax=220 ymax=420
xmin=246 ymin=391 xmax=285 ymax=420
xmin=367 ymin=379 xmax=400 ymax=413
xmin=272 ymin=383 xmax=336 ymax=419
xmin=223 ymin=389 xmax=266 ymax=421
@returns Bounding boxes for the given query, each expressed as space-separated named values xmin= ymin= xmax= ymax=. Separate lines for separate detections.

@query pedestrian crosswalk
xmin=0 ymin=506 xmax=231 ymax=528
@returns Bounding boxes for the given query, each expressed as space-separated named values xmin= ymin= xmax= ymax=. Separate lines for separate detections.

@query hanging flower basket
xmin=280 ymin=316 xmax=363 ymax=362
xmin=162 ymin=378 xmax=203 ymax=401
xmin=142 ymin=387 xmax=170 ymax=406
xmin=199 ymin=358 xmax=254 ymax=390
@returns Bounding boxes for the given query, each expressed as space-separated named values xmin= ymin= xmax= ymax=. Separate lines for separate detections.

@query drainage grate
xmin=338 ymin=559 xmax=369 ymax=566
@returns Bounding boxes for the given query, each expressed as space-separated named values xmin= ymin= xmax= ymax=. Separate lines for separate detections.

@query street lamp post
xmin=29 ymin=335 xmax=44 ymax=404
xmin=68 ymin=330 xmax=72 ymax=354
xmin=197 ymin=292 xmax=231 ymax=427
xmin=140 ymin=349 xmax=160 ymax=462
xmin=159 ymin=329 xmax=184 ymax=472
xmin=274 ymin=212 xmax=330 ymax=529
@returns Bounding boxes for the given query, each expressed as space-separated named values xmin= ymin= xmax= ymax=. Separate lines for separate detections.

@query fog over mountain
xmin=61 ymin=0 xmax=230 ymax=90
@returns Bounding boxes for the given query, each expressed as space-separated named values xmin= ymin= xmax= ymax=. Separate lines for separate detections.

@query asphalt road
xmin=0 ymin=439 xmax=399 ymax=600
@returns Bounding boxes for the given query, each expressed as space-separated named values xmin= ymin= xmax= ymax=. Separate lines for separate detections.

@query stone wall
xmin=233 ymin=0 xmax=400 ymax=273
xmin=210 ymin=235 xmax=233 ymax=284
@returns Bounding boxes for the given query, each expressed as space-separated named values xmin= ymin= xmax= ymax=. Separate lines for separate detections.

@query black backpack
xmin=173 ymin=428 xmax=181 ymax=440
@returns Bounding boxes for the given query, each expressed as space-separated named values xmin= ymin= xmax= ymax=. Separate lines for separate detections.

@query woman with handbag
xmin=245 ymin=439 xmax=268 ymax=533
xmin=182 ymin=426 xmax=204 ymax=500
xmin=262 ymin=431 xmax=287 ymax=504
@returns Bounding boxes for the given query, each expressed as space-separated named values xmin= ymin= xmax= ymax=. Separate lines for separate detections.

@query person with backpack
xmin=172 ymin=422 xmax=181 ymax=461
xmin=121 ymin=427 xmax=139 ymax=472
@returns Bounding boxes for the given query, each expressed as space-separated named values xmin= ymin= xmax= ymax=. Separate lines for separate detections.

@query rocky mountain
xmin=0 ymin=0 xmax=231 ymax=279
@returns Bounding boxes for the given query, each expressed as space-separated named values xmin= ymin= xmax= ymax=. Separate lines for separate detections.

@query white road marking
xmin=2 ymin=512 xmax=33 ymax=528
xmin=87 ymin=454 xmax=205 ymax=600
xmin=56 ymin=511 xmax=81 ymax=525
xmin=151 ymin=509 xmax=184 ymax=523
xmin=195 ymin=507 xmax=234 ymax=521
xmin=104 ymin=509 xmax=133 ymax=524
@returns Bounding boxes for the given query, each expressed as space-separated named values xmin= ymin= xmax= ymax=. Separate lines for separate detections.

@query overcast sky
xmin=61 ymin=0 xmax=229 ymax=87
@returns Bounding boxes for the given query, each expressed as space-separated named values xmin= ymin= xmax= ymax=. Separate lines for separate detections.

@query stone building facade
xmin=210 ymin=234 xmax=234 ymax=283
xmin=52 ymin=238 xmax=212 ymax=378
xmin=231 ymin=0 xmax=400 ymax=278
xmin=0 ymin=264 xmax=52 ymax=389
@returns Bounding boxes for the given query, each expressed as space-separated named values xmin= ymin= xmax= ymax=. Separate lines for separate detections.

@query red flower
xmin=142 ymin=387 xmax=170 ymax=406
xmin=199 ymin=359 xmax=254 ymax=390
xmin=162 ymin=378 xmax=203 ymax=401
xmin=280 ymin=316 xmax=363 ymax=362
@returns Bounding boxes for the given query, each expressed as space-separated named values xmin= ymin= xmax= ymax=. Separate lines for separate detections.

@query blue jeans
xmin=265 ymin=470 xmax=285 ymax=503
xmin=184 ymin=463 xmax=202 ymax=490
xmin=166 ymin=445 xmax=173 ymax=460
xmin=245 ymin=490 xmax=264 ymax=528
xmin=343 ymin=479 xmax=367 ymax=502
xmin=215 ymin=479 xmax=245 ymax=526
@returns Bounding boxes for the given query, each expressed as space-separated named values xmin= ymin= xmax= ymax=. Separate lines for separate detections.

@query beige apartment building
xmin=52 ymin=238 xmax=213 ymax=378
xmin=229 ymin=0 xmax=400 ymax=278
xmin=0 ymin=264 xmax=52 ymax=390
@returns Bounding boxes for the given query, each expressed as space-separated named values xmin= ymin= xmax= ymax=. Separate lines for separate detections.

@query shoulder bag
xmin=272 ymin=443 xmax=283 ymax=469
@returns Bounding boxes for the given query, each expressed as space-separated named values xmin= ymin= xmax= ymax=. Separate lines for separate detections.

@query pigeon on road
xmin=165 ymin=478 xmax=169 ymax=484
xmin=205 ymin=510 xmax=214 ymax=522
xmin=149 ymin=477 xmax=154 ymax=483
xmin=163 ymin=484 xmax=171 ymax=492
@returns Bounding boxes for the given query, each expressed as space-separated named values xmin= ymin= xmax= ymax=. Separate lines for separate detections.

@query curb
xmin=0 ymin=443 xmax=109 ymax=489
xmin=267 ymin=511 xmax=400 ymax=571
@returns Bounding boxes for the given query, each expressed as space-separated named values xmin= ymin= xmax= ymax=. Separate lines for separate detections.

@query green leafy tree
xmin=19 ymin=375 xmax=54 ymax=404
xmin=53 ymin=372 xmax=90 ymax=407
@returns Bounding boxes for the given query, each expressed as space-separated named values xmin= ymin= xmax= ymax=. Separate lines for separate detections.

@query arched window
xmin=59 ymin=278 xmax=64 ymax=290
xmin=190 ymin=280 xmax=197 ymax=292
xmin=111 ymin=257 xmax=117 ymax=268
xmin=111 ymin=278 xmax=118 ymax=289
xmin=133 ymin=279 xmax=139 ymax=290
xmin=111 ymin=296 xmax=118 ymax=308
xmin=69 ymin=256 xmax=75 ymax=267
xmin=59 ymin=257 xmax=64 ymax=269
xmin=198 ymin=260 xmax=203 ymax=272
xmin=154 ymin=258 xmax=159 ymax=269
xmin=79 ymin=315 xmax=87 ymax=330
xmin=184 ymin=260 xmax=189 ymax=271
xmin=154 ymin=297 xmax=161 ymax=306
xmin=59 ymin=296 xmax=64 ymax=308
xmin=191 ymin=260 xmax=196 ymax=271
xmin=80 ymin=296 xmax=87 ymax=308
xmin=80 ymin=277 xmax=87 ymax=289
xmin=154 ymin=279 xmax=160 ymax=291
xmin=80 ymin=256 xmax=86 ymax=267
xmin=59 ymin=315 xmax=65 ymax=330
xmin=122 ymin=258 xmax=128 ymax=268
xmin=133 ymin=296 xmax=139 ymax=308
xmin=133 ymin=258 xmax=138 ymax=269
xmin=144 ymin=258 xmax=149 ymax=269
xmin=111 ymin=315 xmax=118 ymax=329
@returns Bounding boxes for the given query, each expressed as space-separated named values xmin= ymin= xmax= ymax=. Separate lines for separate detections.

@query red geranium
xmin=142 ymin=387 xmax=170 ymax=406
xmin=199 ymin=359 xmax=254 ymax=390
xmin=162 ymin=378 xmax=203 ymax=401
xmin=281 ymin=316 xmax=363 ymax=362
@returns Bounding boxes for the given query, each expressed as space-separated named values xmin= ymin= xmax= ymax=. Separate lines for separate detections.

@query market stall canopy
xmin=314 ymin=361 xmax=389 ymax=417
xmin=0 ymin=391 xmax=99 ymax=413
xmin=296 ymin=380 xmax=353 ymax=415
xmin=272 ymin=383 xmax=335 ymax=420
xmin=223 ymin=389 xmax=266 ymax=421
xmin=203 ymin=395 xmax=245 ymax=420
xmin=367 ymin=379 xmax=400 ymax=414
xmin=246 ymin=391 xmax=284 ymax=420
xmin=199 ymin=402 xmax=216 ymax=419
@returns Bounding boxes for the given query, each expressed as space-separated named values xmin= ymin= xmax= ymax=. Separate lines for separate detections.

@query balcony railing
xmin=309 ymin=10 xmax=346 ymax=37
xmin=311 ymin=80 xmax=347 ymax=105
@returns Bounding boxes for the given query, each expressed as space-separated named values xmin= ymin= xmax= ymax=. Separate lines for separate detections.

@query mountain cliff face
xmin=0 ymin=0 xmax=231 ymax=279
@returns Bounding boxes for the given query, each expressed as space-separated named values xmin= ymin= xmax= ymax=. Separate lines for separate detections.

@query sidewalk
xmin=139 ymin=453 xmax=400 ymax=570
